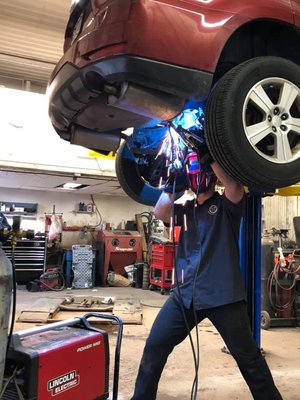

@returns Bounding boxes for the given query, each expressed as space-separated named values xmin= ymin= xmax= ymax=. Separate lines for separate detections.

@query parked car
xmin=48 ymin=0 xmax=300 ymax=205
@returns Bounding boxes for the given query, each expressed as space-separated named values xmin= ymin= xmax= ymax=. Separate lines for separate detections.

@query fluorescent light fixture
xmin=56 ymin=182 xmax=89 ymax=190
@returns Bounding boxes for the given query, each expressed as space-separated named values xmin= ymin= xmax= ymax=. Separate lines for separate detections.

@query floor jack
xmin=1 ymin=313 xmax=123 ymax=400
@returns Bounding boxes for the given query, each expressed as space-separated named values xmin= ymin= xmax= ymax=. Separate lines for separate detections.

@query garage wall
xmin=262 ymin=195 xmax=300 ymax=244
xmin=0 ymin=188 xmax=153 ymax=247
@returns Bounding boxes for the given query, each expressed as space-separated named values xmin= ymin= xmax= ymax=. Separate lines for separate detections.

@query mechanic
xmin=130 ymin=145 xmax=282 ymax=400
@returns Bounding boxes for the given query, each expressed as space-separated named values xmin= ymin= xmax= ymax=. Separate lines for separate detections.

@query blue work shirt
xmin=172 ymin=192 xmax=246 ymax=310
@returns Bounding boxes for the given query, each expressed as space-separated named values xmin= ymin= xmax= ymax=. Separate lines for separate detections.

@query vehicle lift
xmin=240 ymin=188 xmax=300 ymax=349
xmin=240 ymin=193 xmax=263 ymax=348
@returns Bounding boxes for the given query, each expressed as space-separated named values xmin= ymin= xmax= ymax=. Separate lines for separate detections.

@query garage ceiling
xmin=0 ymin=0 xmax=128 ymax=197
xmin=0 ymin=0 xmax=70 ymax=87
xmin=0 ymin=170 xmax=124 ymax=196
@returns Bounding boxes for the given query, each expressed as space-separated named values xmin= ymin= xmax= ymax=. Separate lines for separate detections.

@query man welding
xmin=130 ymin=143 xmax=282 ymax=399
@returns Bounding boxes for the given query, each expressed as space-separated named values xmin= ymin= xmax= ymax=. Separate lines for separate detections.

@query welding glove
xmin=164 ymin=170 xmax=190 ymax=194
xmin=197 ymin=142 xmax=214 ymax=169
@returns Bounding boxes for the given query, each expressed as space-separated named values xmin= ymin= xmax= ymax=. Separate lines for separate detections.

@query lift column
xmin=239 ymin=194 xmax=262 ymax=348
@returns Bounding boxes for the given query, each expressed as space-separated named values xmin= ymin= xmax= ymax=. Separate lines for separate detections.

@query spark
xmin=156 ymin=125 xmax=186 ymax=171
xmin=184 ymin=214 xmax=187 ymax=231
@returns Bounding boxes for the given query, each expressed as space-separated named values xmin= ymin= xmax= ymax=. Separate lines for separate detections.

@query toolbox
xmin=149 ymin=244 xmax=176 ymax=294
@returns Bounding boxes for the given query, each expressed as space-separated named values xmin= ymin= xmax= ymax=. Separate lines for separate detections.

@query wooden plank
xmin=113 ymin=298 xmax=142 ymax=324
xmin=17 ymin=311 xmax=52 ymax=324
xmin=16 ymin=297 xmax=143 ymax=325
xmin=17 ymin=298 xmax=63 ymax=322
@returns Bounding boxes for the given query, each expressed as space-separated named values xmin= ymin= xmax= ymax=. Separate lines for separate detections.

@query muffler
xmin=108 ymin=82 xmax=185 ymax=121
xmin=70 ymin=125 xmax=122 ymax=153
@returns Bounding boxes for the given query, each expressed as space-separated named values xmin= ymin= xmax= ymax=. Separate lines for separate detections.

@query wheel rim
xmin=242 ymin=77 xmax=300 ymax=164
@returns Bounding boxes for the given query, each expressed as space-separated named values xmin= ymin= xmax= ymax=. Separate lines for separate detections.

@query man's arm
xmin=210 ymin=161 xmax=244 ymax=204
xmin=153 ymin=192 xmax=173 ymax=223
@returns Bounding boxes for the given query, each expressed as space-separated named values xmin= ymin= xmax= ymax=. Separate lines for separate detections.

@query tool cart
xmin=149 ymin=243 xmax=176 ymax=295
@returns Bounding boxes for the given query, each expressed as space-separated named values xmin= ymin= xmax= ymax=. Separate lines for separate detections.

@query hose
xmin=267 ymin=250 xmax=300 ymax=311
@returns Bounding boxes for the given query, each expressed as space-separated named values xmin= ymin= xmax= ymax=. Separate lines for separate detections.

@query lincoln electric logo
xmin=47 ymin=370 xmax=79 ymax=396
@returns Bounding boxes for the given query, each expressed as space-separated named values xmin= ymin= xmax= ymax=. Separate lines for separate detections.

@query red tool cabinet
xmin=149 ymin=243 xmax=176 ymax=294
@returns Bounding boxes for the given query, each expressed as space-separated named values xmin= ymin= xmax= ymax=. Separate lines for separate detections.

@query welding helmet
xmin=186 ymin=152 xmax=217 ymax=194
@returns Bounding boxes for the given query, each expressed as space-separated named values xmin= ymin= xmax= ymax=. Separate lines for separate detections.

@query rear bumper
xmin=48 ymin=55 xmax=213 ymax=141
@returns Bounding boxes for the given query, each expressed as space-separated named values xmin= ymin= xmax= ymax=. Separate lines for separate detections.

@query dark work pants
xmin=131 ymin=296 xmax=282 ymax=400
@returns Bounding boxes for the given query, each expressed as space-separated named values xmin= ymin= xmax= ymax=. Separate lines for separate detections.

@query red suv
xmin=48 ymin=0 xmax=300 ymax=205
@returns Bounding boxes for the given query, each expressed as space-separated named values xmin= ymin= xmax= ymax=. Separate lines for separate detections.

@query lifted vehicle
xmin=48 ymin=0 xmax=300 ymax=205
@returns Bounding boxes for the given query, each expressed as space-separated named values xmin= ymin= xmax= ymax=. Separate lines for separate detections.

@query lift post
xmin=239 ymin=194 xmax=262 ymax=348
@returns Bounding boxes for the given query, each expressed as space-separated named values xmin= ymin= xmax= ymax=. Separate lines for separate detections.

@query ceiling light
xmin=56 ymin=182 xmax=89 ymax=190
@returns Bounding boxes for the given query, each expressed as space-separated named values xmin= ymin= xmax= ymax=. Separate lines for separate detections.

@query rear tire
xmin=205 ymin=56 xmax=300 ymax=190
xmin=115 ymin=140 xmax=163 ymax=206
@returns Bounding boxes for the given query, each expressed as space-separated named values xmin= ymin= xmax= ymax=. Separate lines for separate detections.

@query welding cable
xmin=190 ymin=144 xmax=216 ymax=399
xmin=169 ymin=175 xmax=199 ymax=400
xmin=6 ymin=245 xmax=17 ymax=356
xmin=191 ymin=187 xmax=201 ymax=398
xmin=188 ymin=172 xmax=204 ymax=399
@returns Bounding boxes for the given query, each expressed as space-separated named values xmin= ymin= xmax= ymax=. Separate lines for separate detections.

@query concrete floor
xmin=13 ymin=286 xmax=300 ymax=400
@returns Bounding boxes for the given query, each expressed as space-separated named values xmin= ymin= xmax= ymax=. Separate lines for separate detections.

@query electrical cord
xmin=90 ymin=194 xmax=103 ymax=228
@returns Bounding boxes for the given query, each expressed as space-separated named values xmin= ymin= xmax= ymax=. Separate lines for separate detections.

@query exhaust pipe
xmin=70 ymin=125 xmax=122 ymax=153
xmin=108 ymin=82 xmax=185 ymax=121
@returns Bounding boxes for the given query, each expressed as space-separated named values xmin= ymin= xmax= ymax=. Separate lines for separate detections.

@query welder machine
xmin=2 ymin=313 xmax=123 ymax=400
xmin=0 ymin=213 xmax=123 ymax=400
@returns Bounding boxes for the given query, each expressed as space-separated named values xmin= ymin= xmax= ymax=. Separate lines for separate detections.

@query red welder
xmin=3 ymin=313 xmax=122 ymax=400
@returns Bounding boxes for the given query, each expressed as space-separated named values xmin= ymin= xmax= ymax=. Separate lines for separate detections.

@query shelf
xmin=4 ymin=212 xmax=36 ymax=219
xmin=4 ymin=212 xmax=36 ymax=216
xmin=72 ymin=211 xmax=94 ymax=214
xmin=0 ymin=201 xmax=38 ymax=215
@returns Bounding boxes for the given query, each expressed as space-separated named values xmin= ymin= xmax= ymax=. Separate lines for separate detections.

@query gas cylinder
xmin=0 ymin=244 xmax=13 ymax=392
xmin=261 ymin=233 xmax=275 ymax=279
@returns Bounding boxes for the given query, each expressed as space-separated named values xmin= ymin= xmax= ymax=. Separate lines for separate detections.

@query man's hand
xmin=164 ymin=170 xmax=189 ymax=194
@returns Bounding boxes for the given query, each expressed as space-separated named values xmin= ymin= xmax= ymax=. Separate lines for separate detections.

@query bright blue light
xmin=172 ymin=107 xmax=205 ymax=132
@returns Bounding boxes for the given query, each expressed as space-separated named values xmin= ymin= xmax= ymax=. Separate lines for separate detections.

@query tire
xmin=205 ymin=56 xmax=300 ymax=190
xmin=261 ymin=310 xmax=271 ymax=330
xmin=115 ymin=140 xmax=163 ymax=206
